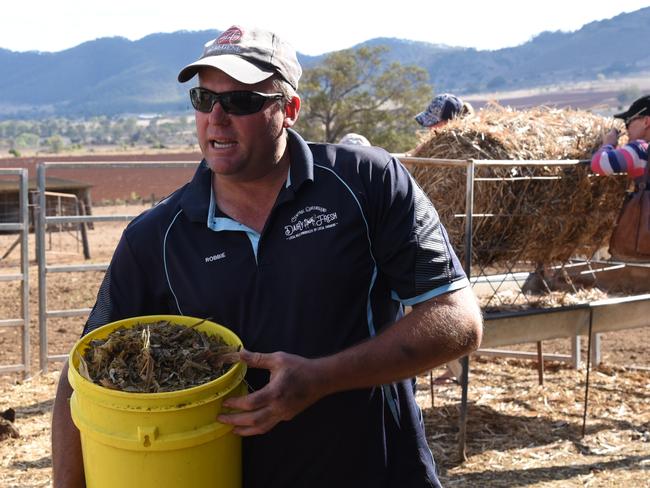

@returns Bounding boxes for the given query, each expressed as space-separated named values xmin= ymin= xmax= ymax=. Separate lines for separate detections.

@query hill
xmin=1 ymin=7 xmax=649 ymax=118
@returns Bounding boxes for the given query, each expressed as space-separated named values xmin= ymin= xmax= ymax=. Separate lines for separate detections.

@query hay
xmin=408 ymin=104 xmax=630 ymax=268
xmin=81 ymin=321 xmax=239 ymax=393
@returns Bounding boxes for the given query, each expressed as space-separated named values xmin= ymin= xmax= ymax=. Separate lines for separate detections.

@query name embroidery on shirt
xmin=285 ymin=206 xmax=339 ymax=240
xmin=205 ymin=252 xmax=226 ymax=263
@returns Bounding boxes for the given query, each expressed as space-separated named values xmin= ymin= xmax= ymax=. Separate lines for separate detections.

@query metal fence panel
xmin=0 ymin=168 xmax=30 ymax=377
xmin=36 ymin=161 xmax=197 ymax=372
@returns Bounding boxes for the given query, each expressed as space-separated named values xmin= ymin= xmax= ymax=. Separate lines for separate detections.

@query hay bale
xmin=408 ymin=103 xmax=629 ymax=268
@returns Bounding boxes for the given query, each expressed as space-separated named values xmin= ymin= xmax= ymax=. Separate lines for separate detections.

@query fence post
xmin=20 ymin=170 xmax=30 ymax=378
xmin=458 ymin=159 xmax=475 ymax=463
xmin=37 ymin=164 xmax=48 ymax=372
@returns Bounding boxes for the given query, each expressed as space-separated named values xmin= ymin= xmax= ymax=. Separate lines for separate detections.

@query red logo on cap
xmin=217 ymin=27 xmax=243 ymax=44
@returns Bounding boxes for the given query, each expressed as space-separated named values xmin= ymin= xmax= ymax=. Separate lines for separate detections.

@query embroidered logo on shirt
xmin=284 ymin=206 xmax=338 ymax=240
xmin=205 ymin=252 xmax=226 ymax=263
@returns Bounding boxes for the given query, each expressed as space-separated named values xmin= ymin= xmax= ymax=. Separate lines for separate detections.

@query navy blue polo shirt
xmin=85 ymin=129 xmax=468 ymax=487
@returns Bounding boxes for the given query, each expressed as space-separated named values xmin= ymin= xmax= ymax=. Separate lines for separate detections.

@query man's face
xmin=195 ymin=68 xmax=295 ymax=181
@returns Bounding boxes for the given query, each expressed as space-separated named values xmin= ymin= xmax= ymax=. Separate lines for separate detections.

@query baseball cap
xmin=338 ymin=133 xmax=371 ymax=146
xmin=613 ymin=95 xmax=650 ymax=122
xmin=415 ymin=93 xmax=463 ymax=127
xmin=178 ymin=25 xmax=302 ymax=89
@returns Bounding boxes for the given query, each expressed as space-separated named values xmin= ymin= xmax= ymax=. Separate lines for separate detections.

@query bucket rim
xmin=68 ymin=314 xmax=247 ymax=402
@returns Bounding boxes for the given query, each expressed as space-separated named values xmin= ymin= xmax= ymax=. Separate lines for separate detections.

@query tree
xmin=296 ymin=46 xmax=431 ymax=152
xmin=45 ymin=135 xmax=64 ymax=153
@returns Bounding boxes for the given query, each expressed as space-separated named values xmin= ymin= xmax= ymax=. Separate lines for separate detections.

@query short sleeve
xmin=83 ymin=232 xmax=159 ymax=335
xmin=369 ymin=157 xmax=468 ymax=306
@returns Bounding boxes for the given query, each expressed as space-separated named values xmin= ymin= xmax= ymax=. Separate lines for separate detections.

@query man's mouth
xmin=210 ymin=139 xmax=237 ymax=149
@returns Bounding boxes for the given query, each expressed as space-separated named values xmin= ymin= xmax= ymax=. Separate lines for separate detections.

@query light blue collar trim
xmin=391 ymin=277 xmax=470 ymax=306
xmin=207 ymin=187 xmax=261 ymax=263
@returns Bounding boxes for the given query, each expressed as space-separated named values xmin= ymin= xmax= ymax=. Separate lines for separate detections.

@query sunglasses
xmin=625 ymin=115 xmax=644 ymax=130
xmin=189 ymin=87 xmax=284 ymax=115
xmin=624 ymin=108 xmax=648 ymax=129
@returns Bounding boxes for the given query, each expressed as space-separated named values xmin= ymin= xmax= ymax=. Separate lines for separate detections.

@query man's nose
xmin=208 ymin=101 xmax=230 ymax=125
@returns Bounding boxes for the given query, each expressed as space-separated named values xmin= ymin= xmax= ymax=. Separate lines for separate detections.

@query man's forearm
xmin=219 ymin=286 xmax=482 ymax=436
xmin=314 ymin=286 xmax=482 ymax=396
xmin=52 ymin=361 xmax=86 ymax=488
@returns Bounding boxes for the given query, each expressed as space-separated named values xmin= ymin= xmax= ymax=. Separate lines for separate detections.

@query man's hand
xmin=603 ymin=128 xmax=620 ymax=147
xmin=217 ymin=349 xmax=325 ymax=436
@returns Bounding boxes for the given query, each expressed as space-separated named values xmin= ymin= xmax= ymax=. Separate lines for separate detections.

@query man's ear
xmin=283 ymin=96 xmax=301 ymax=128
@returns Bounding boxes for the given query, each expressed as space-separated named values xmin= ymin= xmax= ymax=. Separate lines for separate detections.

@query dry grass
xmin=408 ymin=104 xmax=630 ymax=267
xmin=424 ymin=357 xmax=650 ymax=487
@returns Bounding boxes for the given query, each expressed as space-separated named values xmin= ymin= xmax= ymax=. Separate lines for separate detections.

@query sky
xmin=2 ymin=0 xmax=649 ymax=55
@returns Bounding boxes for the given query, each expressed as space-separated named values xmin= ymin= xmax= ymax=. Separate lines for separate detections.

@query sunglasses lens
xmin=190 ymin=88 xmax=280 ymax=115
xmin=220 ymin=92 xmax=265 ymax=115
xmin=190 ymin=88 xmax=215 ymax=113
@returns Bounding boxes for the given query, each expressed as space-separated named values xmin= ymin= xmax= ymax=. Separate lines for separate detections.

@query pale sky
xmin=2 ymin=0 xmax=649 ymax=55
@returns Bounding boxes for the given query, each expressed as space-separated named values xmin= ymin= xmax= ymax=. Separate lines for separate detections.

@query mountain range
xmin=1 ymin=7 xmax=649 ymax=119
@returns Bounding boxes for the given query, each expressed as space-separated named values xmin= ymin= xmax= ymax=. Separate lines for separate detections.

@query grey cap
xmin=178 ymin=25 xmax=302 ymax=89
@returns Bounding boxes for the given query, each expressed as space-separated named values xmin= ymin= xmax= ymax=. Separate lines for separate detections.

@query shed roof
xmin=0 ymin=176 xmax=92 ymax=194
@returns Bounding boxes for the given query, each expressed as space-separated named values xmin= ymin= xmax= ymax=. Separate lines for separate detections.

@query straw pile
xmin=408 ymin=103 xmax=630 ymax=268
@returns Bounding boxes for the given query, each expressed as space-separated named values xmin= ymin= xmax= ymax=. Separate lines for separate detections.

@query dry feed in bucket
xmin=78 ymin=320 xmax=240 ymax=393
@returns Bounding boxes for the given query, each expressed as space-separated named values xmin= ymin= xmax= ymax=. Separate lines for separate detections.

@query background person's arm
xmin=591 ymin=138 xmax=648 ymax=178
xmin=52 ymin=361 xmax=86 ymax=488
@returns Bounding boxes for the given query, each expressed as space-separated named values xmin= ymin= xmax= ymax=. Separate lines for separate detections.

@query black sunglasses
xmin=189 ymin=87 xmax=284 ymax=115
xmin=625 ymin=115 xmax=644 ymax=129
xmin=624 ymin=109 xmax=648 ymax=129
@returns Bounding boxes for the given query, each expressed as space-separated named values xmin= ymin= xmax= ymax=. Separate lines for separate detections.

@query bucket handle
xmin=138 ymin=426 xmax=159 ymax=447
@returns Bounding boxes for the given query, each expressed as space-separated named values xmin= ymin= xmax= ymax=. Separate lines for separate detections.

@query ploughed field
xmin=0 ymin=169 xmax=649 ymax=486
xmin=0 ymin=151 xmax=202 ymax=203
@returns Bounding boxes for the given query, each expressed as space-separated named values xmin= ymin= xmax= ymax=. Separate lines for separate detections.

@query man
xmin=591 ymin=95 xmax=650 ymax=177
xmin=415 ymin=93 xmax=474 ymax=129
xmin=52 ymin=25 xmax=482 ymax=487
xmin=338 ymin=132 xmax=371 ymax=146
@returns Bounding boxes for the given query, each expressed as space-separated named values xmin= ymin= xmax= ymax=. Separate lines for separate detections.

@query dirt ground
xmin=1 ymin=203 xmax=649 ymax=487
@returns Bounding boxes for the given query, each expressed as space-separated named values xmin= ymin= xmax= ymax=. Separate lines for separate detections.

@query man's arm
xmin=219 ymin=285 xmax=482 ymax=435
xmin=52 ymin=361 xmax=86 ymax=488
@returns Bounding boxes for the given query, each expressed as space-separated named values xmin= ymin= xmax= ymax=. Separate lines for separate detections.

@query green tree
xmin=14 ymin=132 xmax=40 ymax=150
xmin=297 ymin=46 xmax=431 ymax=152
xmin=45 ymin=135 xmax=64 ymax=153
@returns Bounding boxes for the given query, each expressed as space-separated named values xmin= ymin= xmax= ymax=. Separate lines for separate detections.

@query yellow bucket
xmin=68 ymin=315 xmax=247 ymax=488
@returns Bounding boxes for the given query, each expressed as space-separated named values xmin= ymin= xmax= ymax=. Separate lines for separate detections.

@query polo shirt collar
xmin=285 ymin=128 xmax=314 ymax=191
xmin=179 ymin=159 xmax=212 ymax=223
xmin=180 ymin=128 xmax=314 ymax=223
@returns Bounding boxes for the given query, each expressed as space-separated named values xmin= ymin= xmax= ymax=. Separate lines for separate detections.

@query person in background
xmin=51 ymin=25 xmax=483 ymax=488
xmin=338 ymin=132 xmax=371 ymax=146
xmin=591 ymin=95 xmax=650 ymax=178
xmin=415 ymin=93 xmax=474 ymax=129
